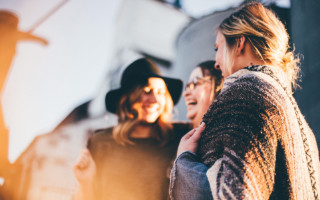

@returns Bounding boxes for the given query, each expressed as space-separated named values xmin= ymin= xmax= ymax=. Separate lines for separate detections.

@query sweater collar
xmin=222 ymin=65 xmax=293 ymax=95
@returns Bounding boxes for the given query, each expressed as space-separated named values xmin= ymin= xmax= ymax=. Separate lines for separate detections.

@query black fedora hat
xmin=105 ymin=58 xmax=183 ymax=113
xmin=0 ymin=10 xmax=48 ymax=45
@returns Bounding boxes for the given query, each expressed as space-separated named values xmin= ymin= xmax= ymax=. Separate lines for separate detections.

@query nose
xmin=148 ymin=91 xmax=158 ymax=103
xmin=183 ymin=88 xmax=191 ymax=97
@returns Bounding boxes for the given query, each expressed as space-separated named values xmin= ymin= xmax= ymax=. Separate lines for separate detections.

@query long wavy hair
xmin=218 ymin=2 xmax=300 ymax=89
xmin=112 ymin=81 xmax=173 ymax=146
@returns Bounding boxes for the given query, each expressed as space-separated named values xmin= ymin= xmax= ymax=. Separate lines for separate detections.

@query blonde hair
xmin=113 ymin=82 xmax=173 ymax=146
xmin=219 ymin=2 xmax=300 ymax=89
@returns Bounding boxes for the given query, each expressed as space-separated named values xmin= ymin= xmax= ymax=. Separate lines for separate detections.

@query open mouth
xmin=186 ymin=100 xmax=197 ymax=106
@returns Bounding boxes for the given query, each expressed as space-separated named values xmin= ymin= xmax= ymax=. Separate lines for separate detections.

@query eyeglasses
xmin=185 ymin=76 xmax=212 ymax=91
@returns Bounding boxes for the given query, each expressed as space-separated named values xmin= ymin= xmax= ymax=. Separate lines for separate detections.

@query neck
xmin=192 ymin=116 xmax=202 ymax=128
xmin=130 ymin=123 xmax=153 ymax=138
xmin=234 ymin=56 xmax=265 ymax=73
xmin=233 ymin=42 xmax=266 ymax=73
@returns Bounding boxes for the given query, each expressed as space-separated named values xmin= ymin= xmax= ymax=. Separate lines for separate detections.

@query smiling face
xmin=184 ymin=67 xmax=215 ymax=128
xmin=133 ymin=77 xmax=168 ymax=123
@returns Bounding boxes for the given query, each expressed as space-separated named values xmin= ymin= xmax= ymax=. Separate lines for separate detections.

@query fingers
xmin=183 ymin=128 xmax=197 ymax=140
xmin=73 ymin=149 xmax=97 ymax=184
xmin=182 ymin=122 xmax=206 ymax=142
xmin=74 ymin=148 xmax=93 ymax=170
xmin=176 ymin=123 xmax=206 ymax=156
xmin=190 ymin=122 xmax=205 ymax=142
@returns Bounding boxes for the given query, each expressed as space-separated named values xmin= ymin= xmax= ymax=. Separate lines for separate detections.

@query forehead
xmin=189 ymin=67 xmax=203 ymax=81
xmin=146 ymin=77 xmax=166 ymax=88
xmin=216 ymin=31 xmax=224 ymax=44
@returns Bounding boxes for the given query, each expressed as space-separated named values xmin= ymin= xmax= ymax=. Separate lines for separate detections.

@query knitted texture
xmin=199 ymin=65 xmax=320 ymax=200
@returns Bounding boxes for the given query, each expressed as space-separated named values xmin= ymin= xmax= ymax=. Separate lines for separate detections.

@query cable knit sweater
xmin=199 ymin=65 xmax=320 ymax=200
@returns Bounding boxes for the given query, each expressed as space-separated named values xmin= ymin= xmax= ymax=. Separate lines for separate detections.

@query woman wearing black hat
xmin=73 ymin=58 xmax=190 ymax=200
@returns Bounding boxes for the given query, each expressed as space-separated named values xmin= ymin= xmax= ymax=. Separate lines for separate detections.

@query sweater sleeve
xmin=199 ymin=75 xmax=279 ymax=199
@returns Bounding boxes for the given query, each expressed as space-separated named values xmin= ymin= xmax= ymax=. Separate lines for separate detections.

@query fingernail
xmin=200 ymin=122 xmax=205 ymax=126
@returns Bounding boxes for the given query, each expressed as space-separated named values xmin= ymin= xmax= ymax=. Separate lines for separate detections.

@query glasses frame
xmin=185 ymin=76 xmax=212 ymax=91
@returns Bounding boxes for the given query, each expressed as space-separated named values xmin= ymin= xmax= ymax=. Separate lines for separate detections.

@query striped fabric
xmin=199 ymin=65 xmax=320 ymax=200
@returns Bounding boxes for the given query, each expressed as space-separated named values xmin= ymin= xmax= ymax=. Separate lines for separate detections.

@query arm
xmin=170 ymin=151 xmax=213 ymax=200
xmin=169 ymin=124 xmax=213 ymax=200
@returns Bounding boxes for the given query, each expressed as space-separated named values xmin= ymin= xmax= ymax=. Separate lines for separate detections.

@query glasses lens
xmin=185 ymin=82 xmax=193 ymax=90
xmin=185 ymin=76 xmax=211 ymax=91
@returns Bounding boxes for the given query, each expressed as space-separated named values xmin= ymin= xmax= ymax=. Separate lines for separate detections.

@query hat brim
xmin=105 ymin=74 xmax=183 ymax=113
xmin=105 ymin=88 xmax=124 ymax=113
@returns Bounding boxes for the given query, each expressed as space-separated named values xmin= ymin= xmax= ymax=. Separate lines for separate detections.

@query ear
xmin=236 ymin=35 xmax=246 ymax=55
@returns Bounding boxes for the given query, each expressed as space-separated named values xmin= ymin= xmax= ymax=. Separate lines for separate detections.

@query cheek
xmin=216 ymin=50 xmax=223 ymax=66
xmin=158 ymin=96 xmax=167 ymax=109
xmin=197 ymin=87 xmax=213 ymax=104
xmin=216 ymin=53 xmax=227 ymax=77
xmin=139 ymin=94 xmax=147 ymax=104
xmin=189 ymin=89 xmax=200 ymax=101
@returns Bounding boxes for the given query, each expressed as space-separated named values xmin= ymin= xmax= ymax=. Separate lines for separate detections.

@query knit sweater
xmin=199 ymin=65 xmax=320 ymax=200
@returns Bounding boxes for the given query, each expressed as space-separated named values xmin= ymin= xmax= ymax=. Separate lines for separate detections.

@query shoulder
xmin=94 ymin=127 xmax=113 ymax=135
xmin=206 ymin=71 xmax=279 ymax=123
xmin=87 ymin=127 xmax=114 ymax=148
xmin=92 ymin=127 xmax=113 ymax=139
xmin=217 ymin=70 xmax=279 ymax=108
xmin=222 ymin=66 xmax=287 ymax=100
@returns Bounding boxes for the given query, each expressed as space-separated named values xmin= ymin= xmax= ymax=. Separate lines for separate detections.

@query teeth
xmin=186 ymin=98 xmax=197 ymax=106
xmin=187 ymin=101 xmax=197 ymax=106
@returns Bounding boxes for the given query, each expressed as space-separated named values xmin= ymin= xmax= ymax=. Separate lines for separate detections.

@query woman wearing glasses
xmin=169 ymin=61 xmax=223 ymax=200
xmin=184 ymin=60 xmax=223 ymax=128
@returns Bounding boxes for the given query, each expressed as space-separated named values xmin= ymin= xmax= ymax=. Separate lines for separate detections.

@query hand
xmin=177 ymin=123 xmax=205 ymax=157
xmin=73 ymin=148 xmax=96 ymax=185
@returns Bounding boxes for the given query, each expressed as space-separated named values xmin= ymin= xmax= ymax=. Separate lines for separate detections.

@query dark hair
xmin=198 ymin=60 xmax=224 ymax=96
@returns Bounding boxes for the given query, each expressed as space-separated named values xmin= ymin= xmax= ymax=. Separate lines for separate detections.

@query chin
xmin=144 ymin=116 xmax=160 ymax=124
xmin=186 ymin=112 xmax=196 ymax=120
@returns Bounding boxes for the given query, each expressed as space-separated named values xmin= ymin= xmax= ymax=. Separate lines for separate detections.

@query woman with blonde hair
xmin=170 ymin=2 xmax=320 ymax=200
xmin=73 ymin=58 xmax=190 ymax=200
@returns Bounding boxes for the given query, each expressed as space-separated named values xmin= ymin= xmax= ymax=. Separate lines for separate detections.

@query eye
xmin=185 ymin=83 xmax=191 ymax=90
xmin=193 ymin=77 xmax=200 ymax=86
xmin=144 ymin=87 xmax=151 ymax=94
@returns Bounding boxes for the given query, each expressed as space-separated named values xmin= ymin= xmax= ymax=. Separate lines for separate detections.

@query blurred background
xmin=0 ymin=0 xmax=319 ymax=199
